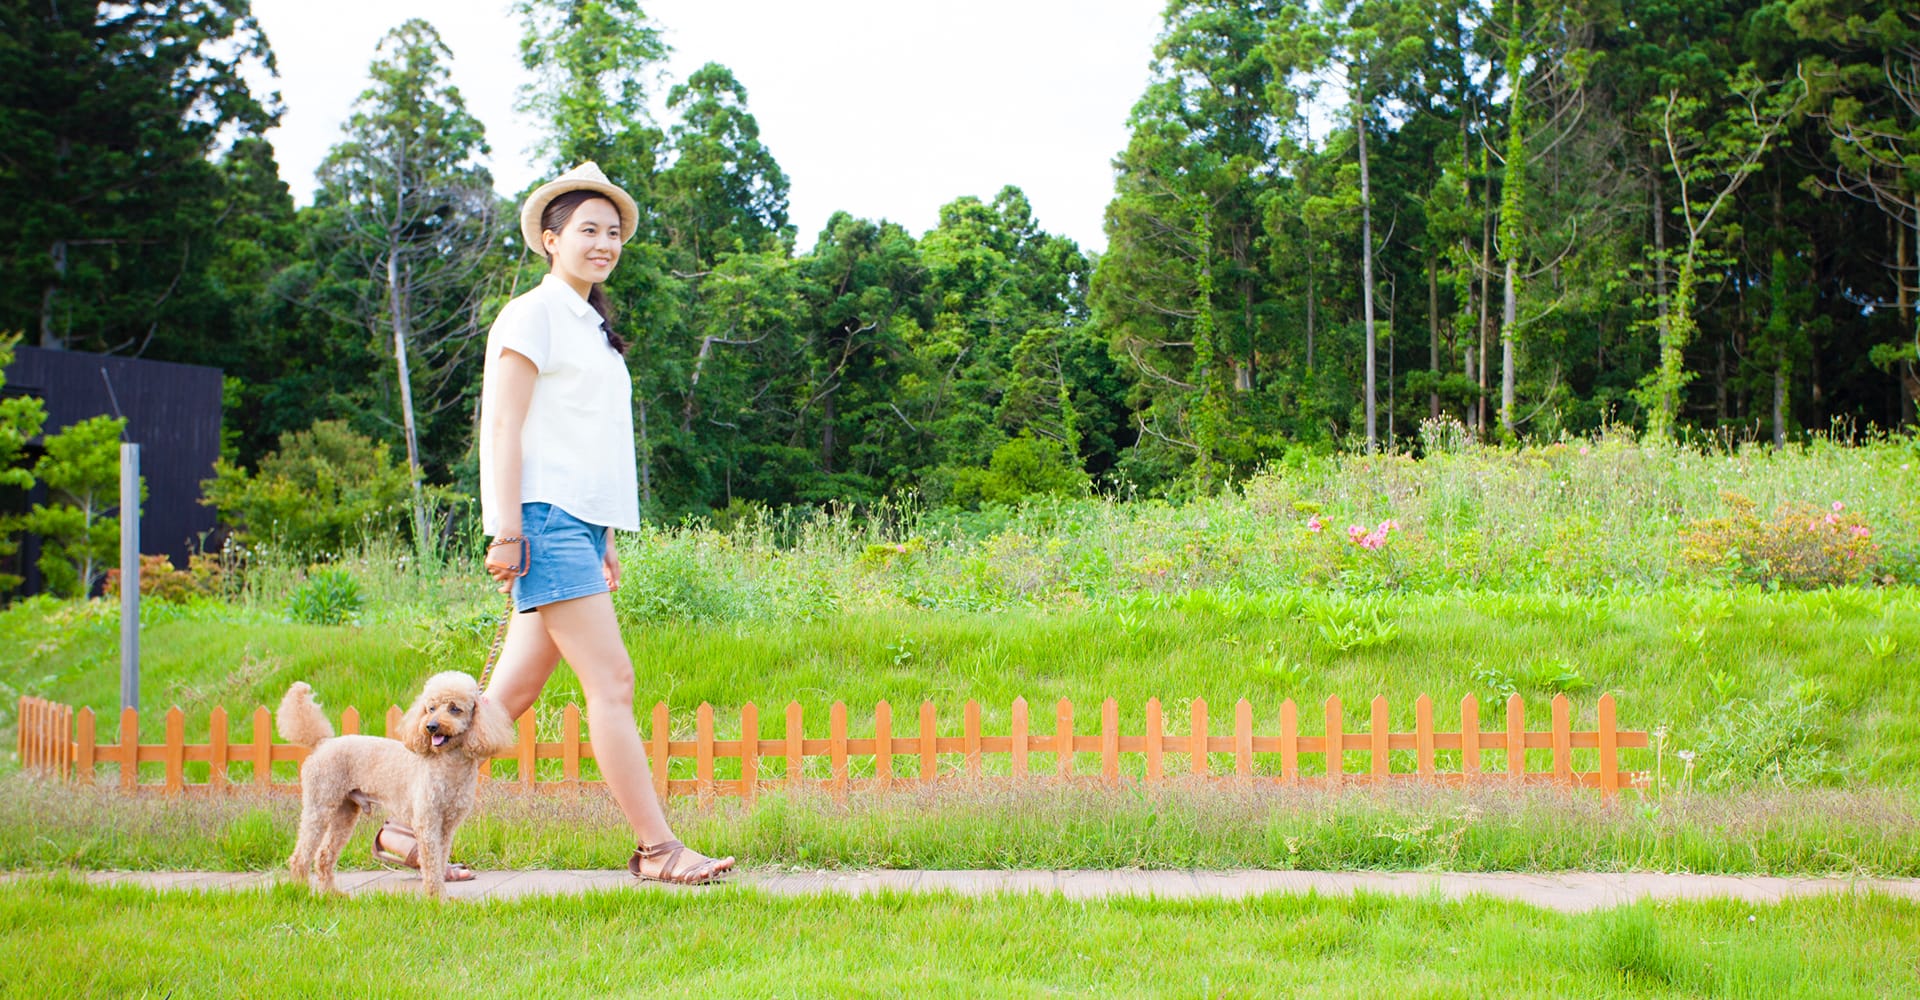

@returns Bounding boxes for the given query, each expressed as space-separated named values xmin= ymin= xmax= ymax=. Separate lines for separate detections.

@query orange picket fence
xmin=16 ymin=692 xmax=1647 ymax=800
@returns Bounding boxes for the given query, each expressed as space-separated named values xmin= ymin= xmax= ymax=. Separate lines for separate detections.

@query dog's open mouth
xmin=432 ymin=734 xmax=448 ymax=748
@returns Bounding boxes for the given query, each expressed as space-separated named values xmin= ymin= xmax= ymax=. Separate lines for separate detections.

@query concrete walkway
xmin=35 ymin=869 xmax=1920 ymax=913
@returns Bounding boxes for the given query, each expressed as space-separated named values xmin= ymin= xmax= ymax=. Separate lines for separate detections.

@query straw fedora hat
xmin=519 ymin=161 xmax=640 ymax=253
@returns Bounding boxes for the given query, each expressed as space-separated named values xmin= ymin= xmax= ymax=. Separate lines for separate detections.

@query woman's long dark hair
xmin=539 ymin=190 xmax=628 ymax=354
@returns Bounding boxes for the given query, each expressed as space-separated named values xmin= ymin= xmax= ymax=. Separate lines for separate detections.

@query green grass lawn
xmin=8 ymin=590 xmax=1916 ymax=790
xmin=2 ymin=878 xmax=1912 ymax=998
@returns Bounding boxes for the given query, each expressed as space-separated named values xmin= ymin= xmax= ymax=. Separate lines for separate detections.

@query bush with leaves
xmin=286 ymin=567 xmax=365 ymax=625
xmin=21 ymin=415 xmax=134 ymax=597
xmin=202 ymin=419 xmax=453 ymax=561
xmin=947 ymin=435 xmax=1090 ymax=508
xmin=1678 ymin=492 xmax=1880 ymax=589
xmin=0 ymin=335 xmax=47 ymax=592
xmin=103 ymin=552 xmax=226 ymax=603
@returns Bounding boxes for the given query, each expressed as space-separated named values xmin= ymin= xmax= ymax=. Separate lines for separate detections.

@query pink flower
xmin=1832 ymin=501 xmax=1845 ymax=512
xmin=1306 ymin=517 xmax=1323 ymax=533
xmin=1348 ymin=525 xmax=1365 ymax=542
xmin=1852 ymin=525 xmax=1871 ymax=540
xmin=1825 ymin=512 xmax=1841 ymax=526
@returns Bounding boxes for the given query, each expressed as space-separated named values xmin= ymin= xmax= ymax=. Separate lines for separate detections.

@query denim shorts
xmin=511 ymin=502 xmax=609 ymax=613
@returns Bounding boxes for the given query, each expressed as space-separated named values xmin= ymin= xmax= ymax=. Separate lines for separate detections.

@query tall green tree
xmin=312 ymin=18 xmax=500 ymax=552
xmin=22 ymin=415 xmax=132 ymax=597
xmin=0 ymin=0 xmax=278 ymax=355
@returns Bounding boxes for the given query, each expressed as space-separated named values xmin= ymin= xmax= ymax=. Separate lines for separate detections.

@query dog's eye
xmin=449 ymin=706 xmax=463 ymax=715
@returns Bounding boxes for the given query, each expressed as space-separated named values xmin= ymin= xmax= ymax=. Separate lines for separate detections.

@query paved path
xmin=27 ymin=869 xmax=1920 ymax=913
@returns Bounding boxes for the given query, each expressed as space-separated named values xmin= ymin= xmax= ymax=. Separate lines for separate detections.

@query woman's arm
xmin=484 ymin=348 xmax=539 ymax=589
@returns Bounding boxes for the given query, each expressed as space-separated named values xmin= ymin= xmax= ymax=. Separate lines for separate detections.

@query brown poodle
xmin=277 ymin=671 xmax=515 ymax=897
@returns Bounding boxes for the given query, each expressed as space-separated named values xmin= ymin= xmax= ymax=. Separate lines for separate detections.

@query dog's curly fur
xmin=277 ymin=671 xmax=514 ymax=897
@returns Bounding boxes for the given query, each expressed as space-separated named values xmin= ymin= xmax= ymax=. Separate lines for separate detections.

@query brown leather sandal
xmin=628 ymin=839 xmax=734 ymax=885
xmin=372 ymin=820 xmax=476 ymax=882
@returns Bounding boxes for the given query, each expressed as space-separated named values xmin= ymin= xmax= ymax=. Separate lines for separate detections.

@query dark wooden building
xmin=2 ymin=346 xmax=222 ymax=592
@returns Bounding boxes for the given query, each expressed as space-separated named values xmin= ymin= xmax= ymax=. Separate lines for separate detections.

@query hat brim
xmin=520 ymin=176 xmax=640 ymax=252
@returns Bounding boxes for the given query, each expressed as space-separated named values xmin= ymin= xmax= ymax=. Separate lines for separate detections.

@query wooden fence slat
xmin=1144 ymin=697 xmax=1163 ymax=781
xmin=13 ymin=698 xmax=24 ymax=770
xmin=1234 ymin=699 xmax=1253 ymax=777
xmin=874 ymin=701 xmax=892 ymax=791
xmin=1506 ymin=694 xmax=1526 ymax=781
xmin=918 ymin=701 xmax=936 ymax=782
xmin=829 ymin=702 xmax=849 ymax=799
xmin=1279 ymin=699 xmax=1298 ymax=783
xmin=741 ymin=702 xmax=760 ymax=802
xmin=1100 ymin=698 xmax=1119 ymax=782
xmin=1189 ymin=698 xmax=1208 ymax=777
xmin=208 ymin=707 xmax=229 ymax=789
xmin=964 ymin=700 xmax=982 ymax=778
xmin=1460 ymin=695 xmax=1480 ymax=781
xmin=1598 ymin=693 xmax=1620 ymax=794
xmin=1324 ymin=697 xmax=1342 ymax=788
xmin=385 ymin=706 xmax=402 ymax=738
xmin=76 ymin=707 xmax=96 ymax=786
xmin=1415 ymin=695 xmax=1434 ymax=777
xmin=519 ymin=708 xmax=538 ymax=791
xmin=651 ymin=702 xmax=670 ymax=797
xmin=697 ymin=703 xmax=716 ymax=806
xmin=1369 ymin=696 xmax=1389 ymax=782
xmin=1055 ymin=698 xmax=1074 ymax=779
xmin=119 ymin=708 xmax=138 ymax=791
xmin=252 ymin=707 xmax=272 ymax=789
xmin=1552 ymin=694 xmax=1572 ymax=786
xmin=1010 ymin=698 xmax=1028 ymax=779
xmin=164 ymin=707 xmax=185 ymax=795
xmin=785 ymin=701 xmax=804 ymax=787
xmin=562 ymin=704 xmax=582 ymax=788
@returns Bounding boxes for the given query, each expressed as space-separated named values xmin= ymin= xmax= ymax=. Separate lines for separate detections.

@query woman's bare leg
xmin=537 ymin=593 xmax=732 ymax=876
xmin=482 ymin=609 xmax=563 ymax=718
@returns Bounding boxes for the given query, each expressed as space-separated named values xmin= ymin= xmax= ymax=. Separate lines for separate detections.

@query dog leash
xmin=478 ymin=536 xmax=530 ymax=690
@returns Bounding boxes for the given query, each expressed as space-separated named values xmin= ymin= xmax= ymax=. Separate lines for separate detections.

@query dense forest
xmin=3 ymin=0 xmax=1916 ymax=528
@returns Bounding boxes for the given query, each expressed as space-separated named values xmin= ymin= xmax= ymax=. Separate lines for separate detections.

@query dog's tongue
xmin=432 ymin=734 xmax=448 ymax=747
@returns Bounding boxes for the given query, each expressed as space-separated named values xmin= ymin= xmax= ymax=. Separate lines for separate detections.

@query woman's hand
xmin=602 ymin=533 xmax=621 ymax=592
xmin=485 ymin=535 xmax=527 ymax=594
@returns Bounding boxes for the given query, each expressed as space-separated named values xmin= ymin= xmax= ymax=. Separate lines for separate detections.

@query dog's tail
xmin=276 ymin=682 xmax=336 ymax=747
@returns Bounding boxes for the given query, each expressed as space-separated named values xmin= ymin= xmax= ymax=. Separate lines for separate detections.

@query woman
xmin=373 ymin=162 xmax=734 ymax=885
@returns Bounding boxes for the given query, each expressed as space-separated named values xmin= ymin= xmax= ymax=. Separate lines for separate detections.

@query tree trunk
xmin=1501 ymin=256 xmax=1517 ymax=434
xmin=1773 ymin=350 xmax=1787 ymax=448
xmin=1428 ymin=252 xmax=1441 ymax=421
xmin=40 ymin=240 xmax=67 ymax=349
xmin=822 ymin=391 xmax=836 ymax=474
xmin=1357 ymin=95 xmax=1378 ymax=454
xmin=637 ymin=397 xmax=653 ymax=510
xmin=386 ymin=252 xmax=431 ymax=557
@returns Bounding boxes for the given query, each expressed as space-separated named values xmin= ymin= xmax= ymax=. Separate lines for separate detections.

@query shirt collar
xmin=540 ymin=273 xmax=595 ymax=319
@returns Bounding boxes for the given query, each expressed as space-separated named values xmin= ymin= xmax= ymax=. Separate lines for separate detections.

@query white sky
xmin=246 ymin=0 xmax=1169 ymax=254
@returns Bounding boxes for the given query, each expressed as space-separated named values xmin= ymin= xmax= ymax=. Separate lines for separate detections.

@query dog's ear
xmin=398 ymin=695 xmax=432 ymax=754
xmin=463 ymin=694 xmax=517 ymax=759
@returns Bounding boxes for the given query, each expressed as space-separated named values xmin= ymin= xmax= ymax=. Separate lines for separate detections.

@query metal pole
xmin=120 ymin=443 xmax=139 ymax=711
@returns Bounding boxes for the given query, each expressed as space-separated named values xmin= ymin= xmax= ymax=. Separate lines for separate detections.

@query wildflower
xmin=1852 ymin=525 xmax=1871 ymax=540
xmin=1306 ymin=517 xmax=1323 ymax=533
xmin=1832 ymin=501 xmax=1845 ymax=512
xmin=1676 ymin=750 xmax=1695 ymax=764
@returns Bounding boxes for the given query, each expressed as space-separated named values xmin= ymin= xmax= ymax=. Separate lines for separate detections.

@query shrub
xmin=948 ymin=435 xmax=1090 ymax=508
xmin=103 ymin=553 xmax=225 ymax=603
xmin=202 ymin=419 xmax=451 ymax=561
xmin=286 ymin=567 xmax=364 ymax=625
xmin=1677 ymin=492 xmax=1879 ymax=588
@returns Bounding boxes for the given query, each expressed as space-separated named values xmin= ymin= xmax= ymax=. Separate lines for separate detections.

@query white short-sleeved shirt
xmin=479 ymin=273 xmax=641 ymax=534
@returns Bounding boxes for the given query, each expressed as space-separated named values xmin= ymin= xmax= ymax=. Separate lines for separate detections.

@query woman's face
xmin=542 ymin=196 xmax=622 ymax=289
